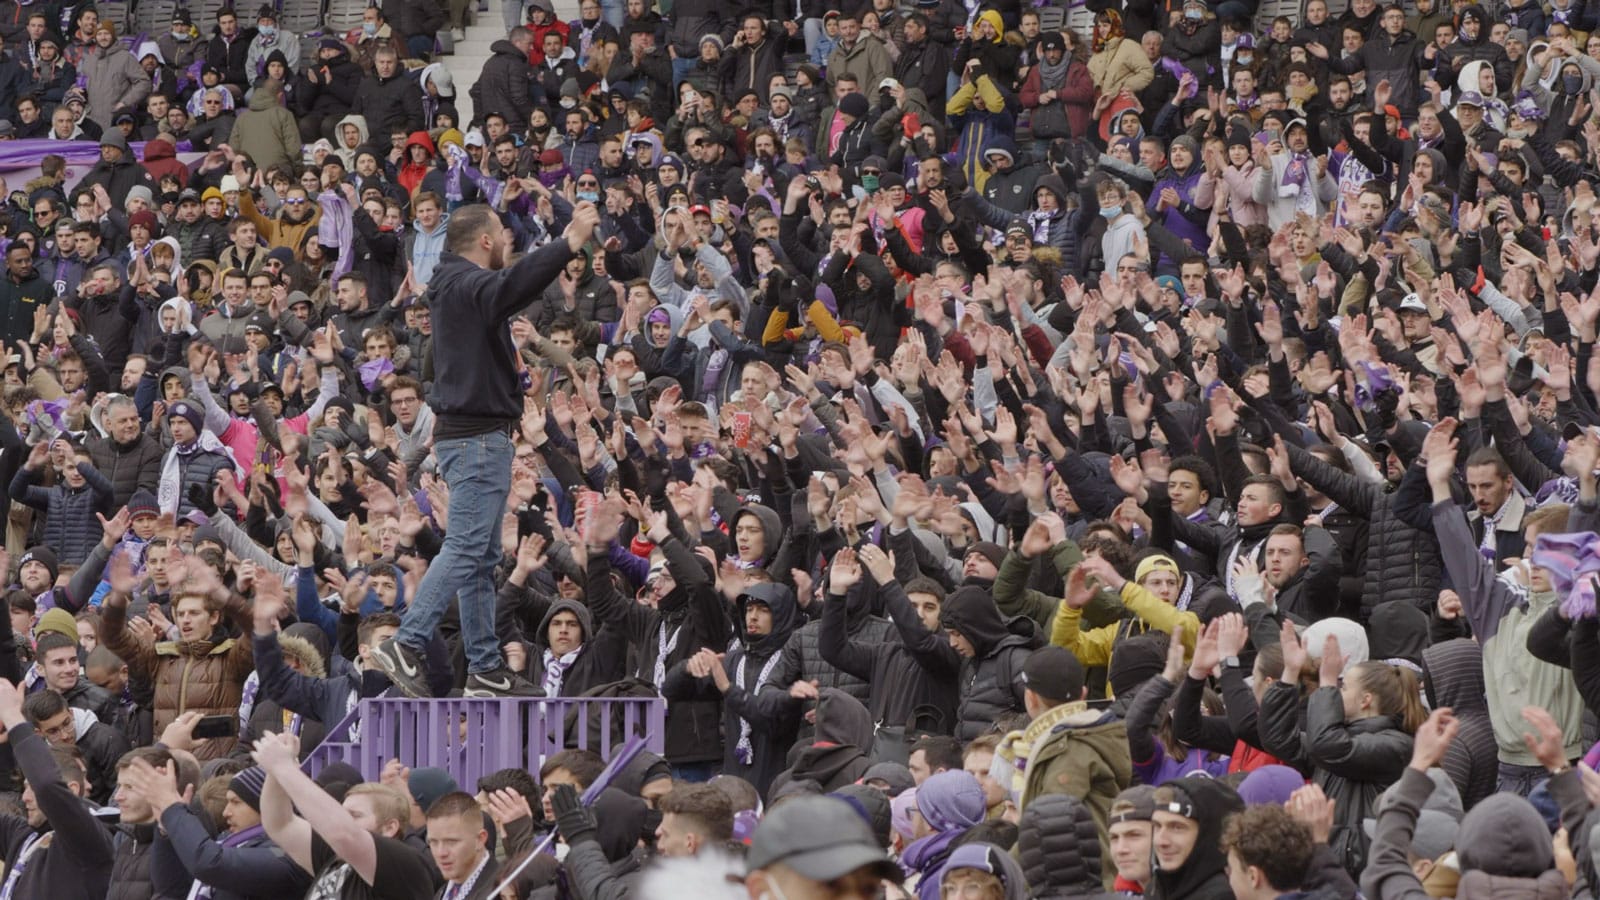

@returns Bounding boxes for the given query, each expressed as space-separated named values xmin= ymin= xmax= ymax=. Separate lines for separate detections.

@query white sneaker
xmin=452 ymin=27 xmax=465 ymax=40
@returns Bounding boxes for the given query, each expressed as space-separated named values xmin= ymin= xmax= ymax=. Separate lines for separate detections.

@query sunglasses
xmin=282 ymin=198 xmax=307 ymax=205
xmin=692 ymin=138 xmax=708 ymax=147
xmin=577 ymin=180 xmax=598 ymax=187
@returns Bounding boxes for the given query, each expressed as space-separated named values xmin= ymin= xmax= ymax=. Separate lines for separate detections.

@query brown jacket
xmin=99 ymin=594 xmax=255 ymax=760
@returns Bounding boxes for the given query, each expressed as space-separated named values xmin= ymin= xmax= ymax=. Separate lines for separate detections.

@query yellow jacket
xmin=1050 ymin=581 xmax=1198 ymax=669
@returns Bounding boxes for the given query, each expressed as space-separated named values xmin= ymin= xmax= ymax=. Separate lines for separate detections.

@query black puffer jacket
xmin=667 ymin=581 xmax=803 ymax=798
xmin=351 ymin=69 xmax=424 ymax=136
xmin=1259 ymin=681 xmax=1413 ymax=872
xmin=471 ymin=40 xmax=536 ymax=128
xmin=1018 ymin=794 xmax=1118 ymax=899
xmin=942 ymin=585 xmax=1045 ymax=740
xmin=584 ymin=535 xmax=732 ymax=765
xmin=1286 ymin=444 xmax=1441 ymax=620
xmin=107 ymin=825 xmax=157 ymax=900
xmin=88 ymin=433 xmax=164 ymax=510
xmin=1440 ymin=5 xmax=1512 ymax=93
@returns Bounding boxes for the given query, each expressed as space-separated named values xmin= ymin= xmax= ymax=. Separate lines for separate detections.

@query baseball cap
xmin=1020 ymin=645 xmax=1085 ymax=703
xmin=1457 ymin=90 xmax=1485 ymax=108
xmin=1398 ymin=293 xmax=1428 ymax=313
xmin=746 ymin=796 xmax=901 ymax=883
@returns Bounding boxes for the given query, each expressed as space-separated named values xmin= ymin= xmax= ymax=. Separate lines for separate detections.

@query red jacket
xmin=140 ymin=138 xmax=189 ymax=189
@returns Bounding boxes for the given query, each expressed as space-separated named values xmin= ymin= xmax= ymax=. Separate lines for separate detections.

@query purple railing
xmin=301 ymin=696 xmax=665 ymax=787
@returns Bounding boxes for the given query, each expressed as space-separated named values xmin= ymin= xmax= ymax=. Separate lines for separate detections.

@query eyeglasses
xmin=32 ymin=208 xmax=52 ymax=217
xmin=282 ymin=198 xmax=307 ymax=205
xmin=392 ymin=395 xmax=420 ymax=406
xmin=577 ymin=180 xmax=598 ymax=187
xmin=862 ymin=169 xmax=881 ymax=176
xmin=204 ymin=99 xmax=221 ymax=106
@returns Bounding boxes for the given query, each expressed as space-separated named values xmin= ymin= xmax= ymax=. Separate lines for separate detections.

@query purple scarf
xmin=316 ymin=192 xmax=354 ymax=282
xmin=901 ymin=830 xmax=965 ymax=900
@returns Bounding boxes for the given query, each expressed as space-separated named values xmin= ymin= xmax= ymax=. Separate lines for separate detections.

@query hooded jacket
xmin=398 ymin=130 xmax=436 ymax=195
xmin=100 ymin=593 xmax=254 ymax=760
xmin=940 ymin=586 xmax=1045 ymax=738
xmin=770 ymin=687 xmax=875 ymax=795
xmin=298 ymin=43 xmax=362 ymax=117
xmin=82 ymin=40 xmax=151 ymax=129
xmin=1422 ymin=639 xmax=1499 ymax=811
xmin=978 ymin=136 xmax=1047 ymax=216
xmin=585 ymin=537 xmax=732 ymax=764
xmin=472 ymin=40 xmax=536 ymax=131
xmin=901 ymin=770 xmax=988 ymax=900
xmin=997 ymin=697 xmax=1132 ymax=885
xmin=524 ymin=595 xmax=628 ymax=699
xmin=1362 ymin=765 xmax=1588 ymax=900
xmin=228 ymin=86 xmax=302 ymax=172
xmin=940 ymin=843 xmax=1031 ymax=900
xmin=665 ymin=581 xmax=801 ymax=798
xmin=1147 ymin=778 xmax=1246 ymax=900
xmin=333 ymin=114 xmax=372 ymax=170
xmin=1441 ymin=6 xmax=1513 ymax=94
xmin=140 ymin=137 xmax=189 ymax=189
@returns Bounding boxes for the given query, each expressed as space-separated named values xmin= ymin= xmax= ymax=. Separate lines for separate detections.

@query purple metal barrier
xmin=301 ymin=696 xmax=665 ymax=787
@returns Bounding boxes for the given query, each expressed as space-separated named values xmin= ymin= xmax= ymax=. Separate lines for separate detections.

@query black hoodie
xmin=663 ymin=582 xmax=803 ymax=798
xmin=769 ymin=688 xmax=875 ymax=795
xmin=1147 ymin=778 xmax=1245 ymax=900
xmin=525 ymin=596 xmax=628 ymax=698
xmin=940 ymin=586 xmax=1046 ymax=739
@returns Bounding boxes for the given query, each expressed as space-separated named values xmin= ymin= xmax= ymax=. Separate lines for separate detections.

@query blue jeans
xmin=407 ymin=34 xmax=435 ymax=58
xmin=670 ymin=762 xmax=717 ymax=783
xmin=396 ymin=429 xmax=512 ymax=674
xmin=671 ymin=56 xmax=694 ymax=91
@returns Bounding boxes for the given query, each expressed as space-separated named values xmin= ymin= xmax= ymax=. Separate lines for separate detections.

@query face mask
xmin=577 ymin=189 xmax=599 ymax=202
xmin=860 ymin=174 xmax=879 ymax=192
xmin=1566 ymin=73 xmax=1585 ymax=93
xmin=362 ymin=21 xmax=377 ymax=35
xmin=1237 ymin=54 xmax=1252 ymax=65
xmin=560 ymin=97 xmax=577 ymax=109
xmin=259 ymin=25 xmax=275 ymax=38
xmin=1100 ymin=205 xmax=1122 ymax=218
xmin=172 ymin=29 xmax=190 ymax=40
xmin=1185 ymin=8 xmax=1201 ymax=18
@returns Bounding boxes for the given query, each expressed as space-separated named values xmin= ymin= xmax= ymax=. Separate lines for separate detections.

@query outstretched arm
xmin=258 ymin=759 xmax=315 ymax=875
xmin=255 ymin=731 xmax=374 ymax=883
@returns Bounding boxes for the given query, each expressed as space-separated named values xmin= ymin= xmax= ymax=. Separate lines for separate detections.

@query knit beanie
xmin=20 ymin=546 xmax=59 ymax=585
xmin=35 ymin=607 xmax=76 ymax=643
xmin=229 ymin=767 xmax=268 ymax=811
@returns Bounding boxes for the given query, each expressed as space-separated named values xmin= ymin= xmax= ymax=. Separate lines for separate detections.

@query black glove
xmin=550 ymin=783 xmax=597 ymax=845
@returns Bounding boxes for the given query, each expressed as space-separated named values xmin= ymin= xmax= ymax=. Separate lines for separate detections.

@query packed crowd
xmin=2 ymin=0 xmax=1600 ymax=894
